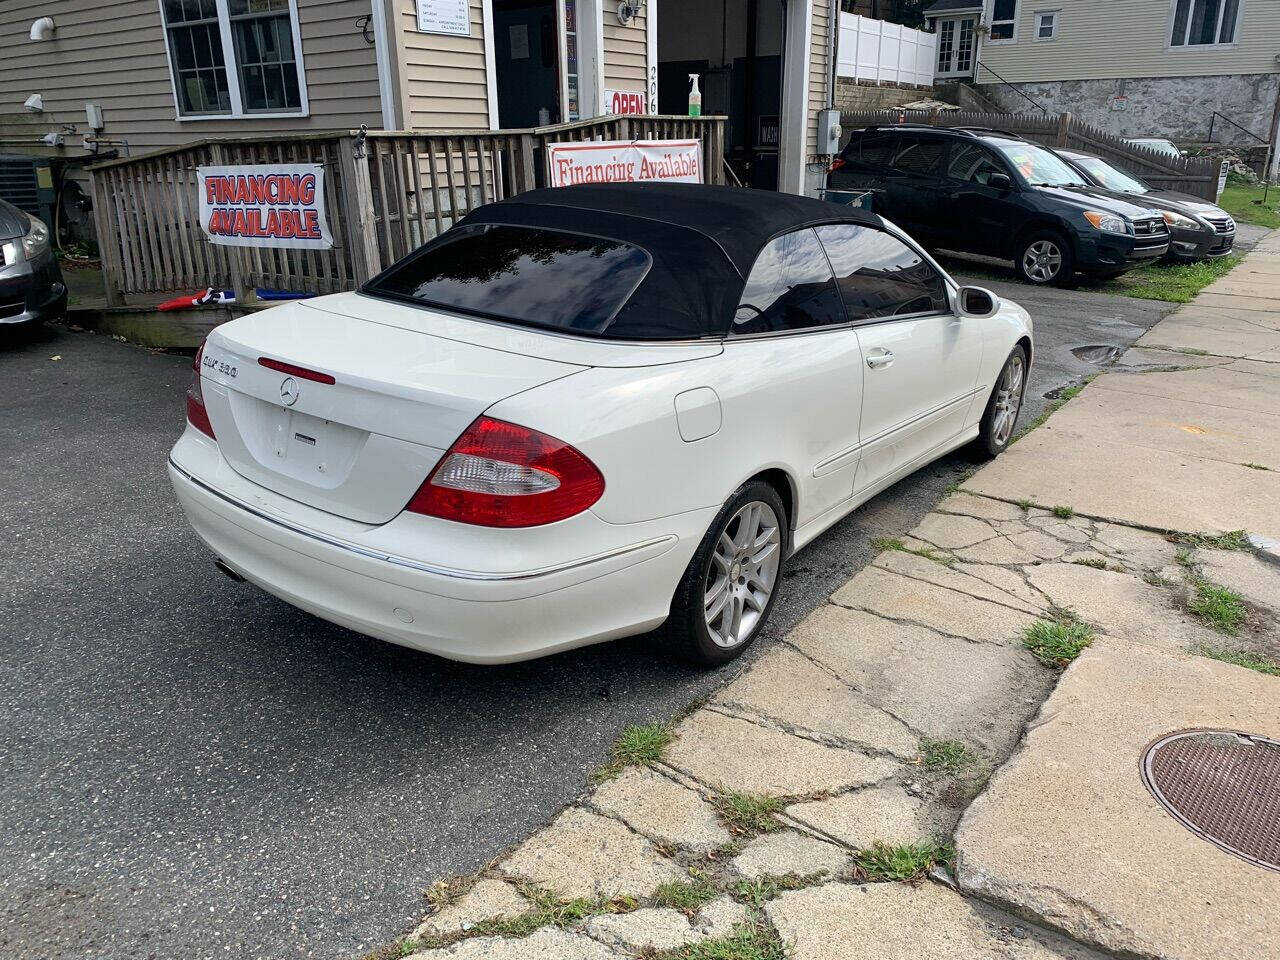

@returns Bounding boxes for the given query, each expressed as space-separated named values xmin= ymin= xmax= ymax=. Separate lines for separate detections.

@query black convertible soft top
xmin=367 ymin=183 xmax=885 ymax=341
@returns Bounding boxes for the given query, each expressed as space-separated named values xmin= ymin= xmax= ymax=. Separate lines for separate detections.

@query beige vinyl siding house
xmin=392 ymin=0 xmax=492 ymax=129
xmin=959 ymin=0 xmax=1280 ymax=148
xmin=3 ymin=0 xmax=845 ymax=213
xmin=0 ymin=0 xmax=382 ymax=159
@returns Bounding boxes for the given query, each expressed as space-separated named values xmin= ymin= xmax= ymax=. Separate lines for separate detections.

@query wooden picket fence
xmin=840 ymin=109 xmax=1224 ymax=200
xmin=88 ymin=115 xmax=728 ymax=305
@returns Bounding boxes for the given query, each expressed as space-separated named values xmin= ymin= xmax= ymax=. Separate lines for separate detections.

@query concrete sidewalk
xmin=362 ymin=237 xmax=1280 ymax=960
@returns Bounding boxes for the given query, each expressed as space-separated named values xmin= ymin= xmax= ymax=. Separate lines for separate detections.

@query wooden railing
xmin=840 ymin=109 xmax=1224 ymax=200
xmin=88 ymin=115 xmax=728 ymax=305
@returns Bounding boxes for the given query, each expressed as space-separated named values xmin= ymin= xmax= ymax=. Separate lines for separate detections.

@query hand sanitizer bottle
xmin=687 ymin=74 xmax=702 ymax=117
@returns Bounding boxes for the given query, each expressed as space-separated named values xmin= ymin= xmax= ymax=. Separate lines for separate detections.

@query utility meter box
xmin=817 ymin=109 xmax=842 ymax=156
xmin=85 ymin=103 xmax=105 ymax=131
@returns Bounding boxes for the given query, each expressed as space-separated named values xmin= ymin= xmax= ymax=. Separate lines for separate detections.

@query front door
xmin=935 ymin=16 xmax=977 ymax=80
xmin=493 ymin=0 xmax=561 ymax=128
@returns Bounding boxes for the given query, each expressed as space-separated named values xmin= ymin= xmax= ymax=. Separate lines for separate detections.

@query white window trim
xmin=985 ymin=0 xmax=1018 ymax=44
xmin=159 ymin=0 xmax=310 ymax=122
xmin=1033 ymin=9 xmax=1058 ymax=40
xmin=1166 ymin=0 xmax=1242 ymax=51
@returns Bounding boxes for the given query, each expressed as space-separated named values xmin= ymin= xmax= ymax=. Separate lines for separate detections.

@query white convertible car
xmin=170 ymin=183 xmax=1032 ymax=665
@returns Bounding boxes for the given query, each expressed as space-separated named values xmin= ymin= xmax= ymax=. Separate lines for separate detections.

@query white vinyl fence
xmin=837 ymin=13 xmax=936 ymax=87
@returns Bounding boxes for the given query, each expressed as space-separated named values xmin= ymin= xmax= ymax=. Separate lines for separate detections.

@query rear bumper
xmin=168 ymin=439 xmax=708 ymax=663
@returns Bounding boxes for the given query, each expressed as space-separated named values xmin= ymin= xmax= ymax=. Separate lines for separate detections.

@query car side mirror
xmin=957 ymin=285 xmax=1000 ymax=319
xmin=988 ymin=172 xmax=1013 ymax=191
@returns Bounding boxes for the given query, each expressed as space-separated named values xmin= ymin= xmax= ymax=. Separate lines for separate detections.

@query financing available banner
xmin=546 ymin=139 xmax=703 ymax=188
xmin=198 ymin=163 xmax=333 ymax=250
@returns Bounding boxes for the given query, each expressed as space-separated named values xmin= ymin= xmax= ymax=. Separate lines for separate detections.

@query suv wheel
xmin=1016 ymin=231 xmax=1075 ymax=287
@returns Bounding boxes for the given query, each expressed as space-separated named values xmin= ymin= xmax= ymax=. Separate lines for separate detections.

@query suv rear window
xmin=366 ymin=224 xmax=651 ymax=335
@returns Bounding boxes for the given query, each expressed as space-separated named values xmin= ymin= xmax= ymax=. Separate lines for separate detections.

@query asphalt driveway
xmin=0 ymin=274 xmax=1180 ymax=960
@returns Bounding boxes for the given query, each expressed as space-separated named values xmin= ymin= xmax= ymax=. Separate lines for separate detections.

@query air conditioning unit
xmin=0 ymin=155 xmax=57 ymax=227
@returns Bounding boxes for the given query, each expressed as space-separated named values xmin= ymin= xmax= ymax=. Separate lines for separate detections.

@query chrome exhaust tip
xmin=214 ymin=559 xmax=246 ymax=583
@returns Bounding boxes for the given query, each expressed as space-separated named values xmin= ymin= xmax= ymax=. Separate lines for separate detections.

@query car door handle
xmin=866 ymin=351 xmax=894 ymax=369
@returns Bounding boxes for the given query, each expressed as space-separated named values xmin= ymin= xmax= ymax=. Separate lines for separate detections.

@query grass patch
xmin=655 ymin=918 xmax=787 ymax=960
xmin=714 ymin=791 xmax=783 ymax=836
xmin=653 ymin=875 xmax=718 ymax=912
xmin=1071 ymin=557 xmax=1108 ymax=569
xmin=1143 ymin=570 xmax=1174 ymax=587
xmin=870 ymin=536 xmax=956 ymax=568
xmin=1242 ymin=462 xmax=1273 ymax=472
xmin=1174 ymin=547 xmax=1196 ymax=568
xmin=1052 ymin=505 xmax=1074 ymax=519
xmin=734 ymin=873 xmax=824 ymax=909
xmin=1022 ymin=616 xmax=1095 ymax=668
xmin=1189 ymin=580 xmax=1248 ymax=635
xmin=470 ymin=889 xmax=635 ymax=939
xmin=1100 ymin=255 xmax=1241 ymax=304
xmin=853 ymin=840 xmax=955 ymax=882
xmin=919 ymin=738 xmax=977 ymax=776
xmin=594 ymin=723 xmax=672 ymax=780
xmin=1172 ymin=529 xmax=1251 ymax=550
xmin=943 ymin=468 xmax=976 ymax=496
xmin=1218 ymin=179 xmax=1280 ymax=230
xmin=1016 ymin=497 xmax=1034 ymax=511
xmin=1193 ymin=645 xmax=1280 ymax=676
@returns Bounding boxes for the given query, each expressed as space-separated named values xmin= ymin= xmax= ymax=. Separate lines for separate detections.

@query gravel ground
xmin=0 ymin=267 xmax=1187 ymax=960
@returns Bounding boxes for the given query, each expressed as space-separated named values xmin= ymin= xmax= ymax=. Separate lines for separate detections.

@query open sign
xmin=603 ymin=89 xmax=647 ymax=116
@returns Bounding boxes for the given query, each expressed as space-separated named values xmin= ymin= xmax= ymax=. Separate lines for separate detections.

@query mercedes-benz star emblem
xmin=280 ymin=377 xmax=299 ymax=406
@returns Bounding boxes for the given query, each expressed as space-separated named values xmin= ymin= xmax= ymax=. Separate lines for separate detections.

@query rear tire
xmin=971 ymin=344 xmax=1028 ymax=459
xmin=665 ymin=481 xmax=788 ymax=667
xmin=1015 ymin=231 xmax=1075 ymax=288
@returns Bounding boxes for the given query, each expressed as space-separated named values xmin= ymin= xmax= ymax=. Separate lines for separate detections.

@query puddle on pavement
xmin=1071 ymin=344 xmax=1123 ymax=364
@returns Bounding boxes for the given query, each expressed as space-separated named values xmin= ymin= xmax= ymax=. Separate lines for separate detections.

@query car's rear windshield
xmin=365 ymin=223 xmax=652 ymax=335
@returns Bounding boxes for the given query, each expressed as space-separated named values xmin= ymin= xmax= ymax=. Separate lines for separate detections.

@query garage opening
xmin=657 ymin=0 xmax=785 ymax=190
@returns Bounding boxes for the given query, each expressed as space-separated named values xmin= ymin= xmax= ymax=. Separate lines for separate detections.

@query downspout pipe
xmin=827 ymin=0 xmax=838 ymax=110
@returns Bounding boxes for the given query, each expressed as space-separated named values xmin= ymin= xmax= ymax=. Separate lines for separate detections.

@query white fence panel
xmin=838 ymin=13 xmax=936 ymax=87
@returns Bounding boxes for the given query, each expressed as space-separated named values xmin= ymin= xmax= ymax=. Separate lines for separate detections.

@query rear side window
xmin=366 ymin=224 xmax=650 ymax=334
xmin=851 ymin=130 xmax=898 ymax=166
xmin=815 ymin=224 xmax=948 ymax=321
xmin=732 ymin=228 xmax=846 ymax=336
xmin=946 ymin=143 xmax=1006 ymax=185
xmin=891 ymin=136 xmax=948 ymax=176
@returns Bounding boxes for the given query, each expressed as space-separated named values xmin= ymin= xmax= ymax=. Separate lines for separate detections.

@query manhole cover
xmin=1142 ymin=730 xmax=1280 ymax=871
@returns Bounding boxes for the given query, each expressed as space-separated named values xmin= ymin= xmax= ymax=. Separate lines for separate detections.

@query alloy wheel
xmin=704 ymin=501 xmax=782 ymax=648
xmin=992 ymin=352 xmax=1025 ymax=446
xmin=1022 ymin=240 xmax=1063 ymax=283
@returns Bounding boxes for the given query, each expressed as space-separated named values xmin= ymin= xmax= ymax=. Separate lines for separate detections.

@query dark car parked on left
xmin=0 ymin=198 xmax=66 ymax=329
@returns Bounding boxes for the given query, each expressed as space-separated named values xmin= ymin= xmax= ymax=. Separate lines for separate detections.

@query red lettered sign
xmin=197 ymin=163 xmax=333 ymax=250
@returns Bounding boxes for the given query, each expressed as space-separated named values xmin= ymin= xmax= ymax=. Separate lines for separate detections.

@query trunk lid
xmin=199 ymin=298 xmax=586 ymax=523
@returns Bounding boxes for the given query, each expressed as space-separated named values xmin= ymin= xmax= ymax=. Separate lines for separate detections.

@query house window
xmin=160 ymin=0 xmax=308 ymax=118
xmin=1034 ymin=10 xmax=1057 ymax=39
xmin=989 ymin=0 xmax=1017 ymax=40
xmin=1170 ymin=0 xmax=1240 ymax=46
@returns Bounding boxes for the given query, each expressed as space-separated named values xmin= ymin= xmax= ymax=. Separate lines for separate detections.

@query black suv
xmin=829 ymin=126 xmax=1170 ymax=286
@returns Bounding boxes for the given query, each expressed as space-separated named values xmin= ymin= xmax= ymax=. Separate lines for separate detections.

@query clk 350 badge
xmin=202 ymin=354 xmax=238 ymax=378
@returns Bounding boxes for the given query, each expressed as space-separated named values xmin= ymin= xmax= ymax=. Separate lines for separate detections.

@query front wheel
xmin=665 ymin=481 xmax=788 ymax=667
xmin=1015 ymin=232 xmax=1075 ymax=287
xmin=972 ymin=345 xmax=1028 ymax=459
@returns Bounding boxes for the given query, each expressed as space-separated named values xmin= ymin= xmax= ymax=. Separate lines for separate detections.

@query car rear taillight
xmin=829 ymin=157 xmax=846 ymax=172
xmin=186 ymin=341 xmax=216 ymax=439
xmin=406 ymin=416 xmax=604 ymax=527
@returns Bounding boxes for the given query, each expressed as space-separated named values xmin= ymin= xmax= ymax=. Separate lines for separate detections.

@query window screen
xmin=891 ymin=137 xmax=948 ymax=176
xmin=162 ymin=0 xmax=233 ymax=115
xmin=229 ymin=0 xmax=301 ymax=112
xmin=366 ymin=224 xmax=651 ymax=335
xmin=732 ymin=229 xmax=846 ymax=336
xmin=816 ymin=224 xmax=948 ymax=321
